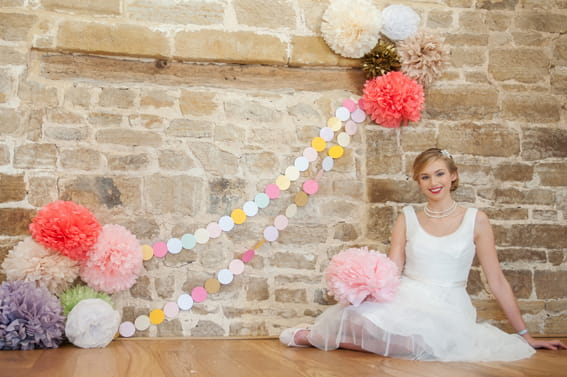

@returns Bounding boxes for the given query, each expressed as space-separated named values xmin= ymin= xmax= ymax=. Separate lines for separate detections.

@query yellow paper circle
xmin=328 ymin=145 xmax=344 ymax=159
xmin=295 ymin=191 xmax=309 ymax=207
xmin=149 ymin=309 xmax=165 ymax=325
xmin=204 ymin=278 xmax=221 ymax=294
xmin=311 ymin=137 xmax=326 ymax=152
xmin=231 ymin=208 xmax=247 ymax=225
xmin=327 ymin=117 xmax=342 ymax=131
xmin=141 ymin=245 xmax=154 ymax=261
xmin=275 ymin=175 xmax=291 ymax=190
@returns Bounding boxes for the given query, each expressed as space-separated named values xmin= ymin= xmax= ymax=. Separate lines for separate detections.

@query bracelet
xmin=517 ymin=329 xmax=529 ymax=336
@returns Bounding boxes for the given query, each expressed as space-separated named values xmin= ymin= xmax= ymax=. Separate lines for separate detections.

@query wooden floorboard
xmin=1 ymin=337 xmax=566 ymax=377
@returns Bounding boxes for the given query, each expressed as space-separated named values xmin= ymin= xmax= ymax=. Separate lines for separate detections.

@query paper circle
xmin=335 ymin=107 xmax=350 ymax=121
xmin=216 ymin=269 xmax=233 ymax=285
xmin=231 ymin=208 xmax=247 ymax=224
xmin=303 ymin=147 xmax=318 ymax=162
xmin=181 ymin=233 xmax=197 ymax=250
xmin=345 ymin=120 xmax=357 ymax=135
xmin=191 ymin=286 xmax=207 ymax=303
xmin=328 ymin=145 xmax=344 ymax=159
xmin=274 ymin=215 xmax=289 ymax=230
xmin=254 ymin=192 xmax=270 ymax=209
xmin=294 ymin=156 xmax=309 ymax=172
xmin=275 ymin=175 xmax=291 ymax=190
xmin=295 ymin=191 xmax=309 ymax=207
xmin=264 ymin=226 xmax=279 ymax=242
xmin=153 ymin=242 xmax=168 ymax=258
xmin=119 ymin=321 xmax=135 ymax=338
xmin=242 ymin=249 xmax=255 ymax=263
xmin=218 ymin=216 xmax=235 ymax=232
xmin=177 ymin=294 xmax=194 ymax=310
xmin=342 ymin=98 xmax=357 ymax=112
xmin=303 ymin=180 xmax=319 ymax=195
xmin=206 ymin=222 xmax=222 ymax=238
xmin=311 ymin=137 xmax=326 ymax=152
xmin=337 ymin=132 xmax=350 ymax=147
xmin=141 ymin=245 xmax=154 ymax=261
xmin=286 ymin=204 xmax=298 ymax=218
xmin=351 ymin=108 xmax=366 ymax=123
xmin=134 ymin=315 xmax=150 ymax=331
xmin=167 ymin=238 xmax=183 ymax=255
xmin=229 ymin=259 xmax=245 ymax=275
xmin=243 ymin=201 xmax=259 ymax=216
xmin=322 ymin=156 xmax=334 ymax=171
xmin=285 ymin=166 xmax=300 ymax=181
xmin=194 ymin=228 xmax=210 ymax=244
xmin=163 ymin=302 xmax=179 ymax=319
xmin=265 ymin=183 xmax=281 ymax=199
xmin=327 ymin=117 xmax=342 ymax=131
xmin=149 ymin=309 xmax=165 ymax=325
xmin=319 ymin=127 xmax=334 ymax=141
xmin=204 ymin=278 xmax=221 ymax=294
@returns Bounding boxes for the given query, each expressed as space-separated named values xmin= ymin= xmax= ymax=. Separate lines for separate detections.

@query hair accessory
xmin=440 ymin=149 xmax=452 ymax=159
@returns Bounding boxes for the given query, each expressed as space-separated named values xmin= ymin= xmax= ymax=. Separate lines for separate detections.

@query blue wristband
xmin=517 ymin=329 xmax=528 ymax=336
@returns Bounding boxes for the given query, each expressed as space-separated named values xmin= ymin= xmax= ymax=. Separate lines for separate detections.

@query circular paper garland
xmin=119 ymin=99 xmax=365 ymax=337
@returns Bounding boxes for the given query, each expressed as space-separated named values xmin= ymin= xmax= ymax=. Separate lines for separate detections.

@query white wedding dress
xmin=306 ymin=206 xmax=535 ymax=361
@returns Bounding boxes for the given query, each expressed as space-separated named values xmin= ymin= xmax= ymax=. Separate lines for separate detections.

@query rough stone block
xmin=0 ymin=46 xmax=27 ymax=65
xmin=494 ymin=162 xmax=534 ymax=182
xmin=476 ymin=0 xmax=518 ymax=10
xmin=497 ymin=248 xmax=546 ymax=264
xmin=0 ymin=174 xmax=25 ymax=203
xmin=0 ymin=208 xmax=35 ymax=236
xmin=479 ymin=187 xmax=554 ymax=205
xmin=130 ymin=275 xmax=151 ymax=299
xmin=59 ymin=176 xmax=124 ymax=209
xmin=99 ymin=87 xmax=137 ymax=109
xmin=367 ymin=128 xmax=403 ymax=175
xmin=0 ymin=12 xmax=36 ymax=41
xmin=18 ymin=81 xmax=59 ymax=107
xmin=516 ymin=11 xmax=567 ymax=33
xmin=96 ymin=128 xmax=162 ymax=147
xmin=487 ymin=12 xmax=513 ymax=31
xmin=166 ymin=119 xmax=213 ymax=139
xmin=191 ymin=320 xmax=225 ymax=337
xmin=489 ymin=48 xmax=549 ymax=83
xmin=27 ymin=176 xmax=58 ymax=207
xmin=535 ymin=163 xmax=567 ymax=186
xmin=41 ymin=0 xmax=120 ymax=14
xmin=14 ymin=143 xmax=57 ymax=169
xmin=245 ymin=277 xmax=269 ymax=301
xmin=367 ymin=205 xmax=395 ymax=242
xmin=503 ymin=270 xmax=533 ymax=299
xmin=127 ymin=0 xmax=224 ymax=25
xmin=144 ymin=174 xmax=206 ymax=215
xmin=494 ymin=224 xmax=567 ymax=249
xmin=535 ymin=271 xmax=567 ymax=299
xmin=158 ymin=150 xmax=196 ymax=171
xmin=483 ymin=207 xmax=528 ymax=221
xmin=275 ymin=288 xmax=307 ymax=303
xmin=0 ymin=144 xmax=9 ymax=166
xmin=272 ymin=252 xmax=316 ymax=270
xmin=298 ymin=0 xmax=328 ymax=32
xmin=289 ymin=36 xmax=359 ymax=67
xmin=438 ymin=123 xmax=520 ymax=157
xmin=233 ymin=0 xmax=295 ymax=29
xmin=554 ymin=34 xmax=567 ymax=65
xmin=551 ymin=69 xmax=567 ymax=94
xmin=426 ymin=87 xmax=498 ymax=120
xmin=88 ymin=113 xmax=123 ymax=128
xmin=459 ymin=11 xmax=488 ymax=32
xmin=368 ymin=179 xmax=422 ymax=204
xmin=0 ymin=108 xmax=21 ymax=135
xmin=59 ymin=149 xmax=103 ymax=170
xmin=502 ymin=94 xmax=560 ymax=123
xmin=450 ymin=47 xmax=487 ymax=68
xmin=44 ymin=126 xmax=88 ymax=141
xmin=427 ymin=10 xmax=454 ymax=29
xmin=179 ymin=90 xmax=217 ymax=116
xmin=521 ymin=127 xmax=567 ymax=160
xmin=140 ymin=89 xmax=175 ymax=109
xmin=544 ymin=314 xmax=567 ymax=335
xmin=444 ymin=33 xmax=489 ymax=46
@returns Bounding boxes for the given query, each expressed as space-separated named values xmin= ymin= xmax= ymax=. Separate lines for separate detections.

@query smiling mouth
xmin=429 ymin=187 xmax=443 ymax=194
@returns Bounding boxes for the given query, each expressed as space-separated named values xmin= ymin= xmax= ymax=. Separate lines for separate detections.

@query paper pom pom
xmin=1 ymin=237 xmax=79 ymax=295
xmin=65 ymin=299 xmax=121 ymax=348
xmin=321 ymin=0 xmax=382 ymax=58
xmin=361 ymin=38 xmax=401 ymax=79
xmin=29 ymin=200 xmax=102 ymax=261
xmin=360 ymin=71 xmax=424 ymax=128
xmin=381 ymin=5 xmax=420 ymax=41
xmin=0 ymin=281 xmax=65 ymax=350
xmin=80 ymin=224 xmax=143 ymax=294
xmin=325 ymin=247 xmax=400 ymax=307
xmin=59 ymin=285 xmax=112 ymax=316
xmin=397 ymin=31 xmax=449 ymax=87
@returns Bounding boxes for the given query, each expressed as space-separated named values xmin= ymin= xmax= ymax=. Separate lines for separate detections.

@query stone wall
xmin=0 ymin=0 xmax=565 ymax=337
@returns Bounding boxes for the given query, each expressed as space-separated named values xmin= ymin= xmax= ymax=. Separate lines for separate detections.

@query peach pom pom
xmin=80 ymin=224 xmax=143 ymax=294
xmin=325 ymin=247 xmax=400 ymax=307
xmin=29 ymin=201 xmax=102 ymax=261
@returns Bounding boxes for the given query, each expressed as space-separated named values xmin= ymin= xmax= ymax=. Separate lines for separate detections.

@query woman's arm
xmin=388 ymin=213 xmax=406 ymax=274
xmin=474 ymin=210 xmax=566 ymax=350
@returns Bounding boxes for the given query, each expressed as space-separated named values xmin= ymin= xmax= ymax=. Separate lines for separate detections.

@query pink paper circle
xmin=163 ymin=302 xmax=179 ymax=318
xmin=206 ymin=222 xmax=222 ymax=238
xmin=119 ymin=321 xmax=136 ymax=338
xmin=191 ymin=286 xmax=207 ymax=303
xmin=303 ymin=180 xmax=319 ymax=195
xmin=351 ymin=108 xmax=366 ymax=123
xmin=274 ymin=214 xmax=288 ymax=230
xmin=264 ymin=226 xmax=279 ymax=242
xmin=342 ymin=98 xmax=357 ymax=112
xmin=153 ymin=241 xmax=168 ymax=258
xmin=242 ymin=249 xmax=255 ymax=263
xmin=229 ymin=259 xmax=245 ymax=275
xmin=265 ymin=183 xmax=281 ymax=199
xmin=345 ymin=120 xmax=357 ymax=135
xmin=303 ymin=147 xmax=318 ymax=162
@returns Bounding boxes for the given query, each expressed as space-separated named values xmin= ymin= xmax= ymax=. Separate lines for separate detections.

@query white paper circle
xmin=286 ymin=204 xmax=298 ymax=218
xmin=163 ymin=302 xmax=179 ymax=319
xmin=177 ymin=294 xmax=194 ymax=311
xmin=303 ymin=147 xmax=318 ymax=162
xmin=167 ymin=238 xmax=183 ymax=255
xmin=119 ymin=321 xmax=135 ymax=338
xmin=338 ymin=132 xmax=350 ymax=147
xmin=181 ymin=234 xmax=196 ymax=249
xmin=274 ymin=215 xmax=289 ymax=230
xmin=285 ymin=166 xmax=300 ymax=181
xmin=335 ymin=106 xmax=350 ymax=121
xmin=264 ymin=226 xmax=279 ymax=242
xmin=319 ymin=127 xmax=334 ymax=142
xmin=294 ymin=156 xmax=309 ymax=172
xmin=194 ymin=228 xmax=209 ymax=244
xmin=217 ymin=269 xmax=234 ymax=285
xmin=351 ymin=108 xmax=366 ymax=123
xmin=345 ymin=120 xmax=358 ymax=135
xmin=243 ymin=201 xmax=259 ymax=216
xmin=322 ymin=156 xmax=334 ymax=171
xmin=218 ymin=216 xmax=235 ymax=232
xmin=207 ymin=222 xmax=222 ymax=238
xmin=229 ymin=259 xmax=245 ymax=275
xmin=134 ymin=315 xmax=150 ymax=331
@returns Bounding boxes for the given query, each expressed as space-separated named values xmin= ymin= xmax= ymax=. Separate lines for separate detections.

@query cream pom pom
xmin=65 ymin=299 xmax=121 ymax=348
xmin=381 ymin=4 xmax=421 ymax=41
xmin=321 ymin=0 xmax=382 ymax=58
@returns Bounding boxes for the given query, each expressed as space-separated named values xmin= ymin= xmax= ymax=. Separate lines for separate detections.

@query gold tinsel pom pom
xmin=361 ymin=39 xmax=401 ymax=79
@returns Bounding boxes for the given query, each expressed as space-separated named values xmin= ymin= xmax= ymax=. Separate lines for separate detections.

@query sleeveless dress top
xmin=307 ymin=206 xmax=535 ymax=361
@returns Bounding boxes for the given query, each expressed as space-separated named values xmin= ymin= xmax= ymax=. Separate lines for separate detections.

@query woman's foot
xmin=279 ymin=325 xmax=311 ymax=347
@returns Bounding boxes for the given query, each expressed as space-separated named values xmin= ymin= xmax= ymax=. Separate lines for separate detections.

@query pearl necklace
xmin=424 ymin=200 xmax=457 ymax=218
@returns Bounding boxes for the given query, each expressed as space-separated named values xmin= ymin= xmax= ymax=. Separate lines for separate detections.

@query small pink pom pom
xmin=29 ymin=201 xmax=102 ymax=261
xmin=325 ymin=247 xmax=400 ymax=307
xmin=80 ymin=224 xmax=143 ymax=294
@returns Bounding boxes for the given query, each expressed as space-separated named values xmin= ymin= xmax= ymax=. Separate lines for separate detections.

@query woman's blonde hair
xmin=412 ymin=148 xmax=459 ymax=191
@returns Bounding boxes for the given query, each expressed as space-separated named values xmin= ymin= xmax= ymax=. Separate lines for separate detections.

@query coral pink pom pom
xmin=80 ymin=224 xmax=143 ymax=294
xmin=29 ymin=201 xmax=102 ymax=261
xmin=359 ymin=71 xmax=424 ymax=128
xmin=325 ymin=247 xmax=400 ymax=307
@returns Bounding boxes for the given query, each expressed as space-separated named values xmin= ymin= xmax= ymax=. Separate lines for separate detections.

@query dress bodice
xmin=402 ymin=206 xmax=478 ymax=287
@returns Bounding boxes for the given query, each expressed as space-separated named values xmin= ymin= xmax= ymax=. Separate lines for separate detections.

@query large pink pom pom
xmin=325 ymin=247 xmax=400 ymax=307
xmin=80 ymin=224 xmax=143 ymax=294
xmin=29 ymin=201 xmax=102 ymax=261
xmin=359 ymin=71 xmax=424 ymax=128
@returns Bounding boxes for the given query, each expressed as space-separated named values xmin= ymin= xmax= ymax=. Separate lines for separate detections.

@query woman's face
xmin=416 ymin=158 xmax=457 ymax=201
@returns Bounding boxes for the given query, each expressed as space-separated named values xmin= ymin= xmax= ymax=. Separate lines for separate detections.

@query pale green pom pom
xmin=60 ymin=285 xmax=112 ymax=316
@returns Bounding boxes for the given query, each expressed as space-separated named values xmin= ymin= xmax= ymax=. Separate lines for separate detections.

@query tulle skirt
xmin=308 ymin=276 xmax=535 ymax=362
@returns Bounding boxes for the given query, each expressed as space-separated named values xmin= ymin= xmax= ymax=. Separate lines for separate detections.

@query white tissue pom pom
xmin=65 ymin=298 xmax=121 ymax=348
xmin=321 ymin=0 xmax=382 ymax=58
xmin=381 ymin=5 xmax=421 ymax=41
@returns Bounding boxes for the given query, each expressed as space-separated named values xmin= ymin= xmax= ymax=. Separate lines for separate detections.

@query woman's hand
xmin=526 ymin=336 xmax=567 ymax=350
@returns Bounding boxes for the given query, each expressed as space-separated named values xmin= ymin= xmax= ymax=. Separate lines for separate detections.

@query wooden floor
xmin=1 ymin=337 xmax=566 ymax=377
